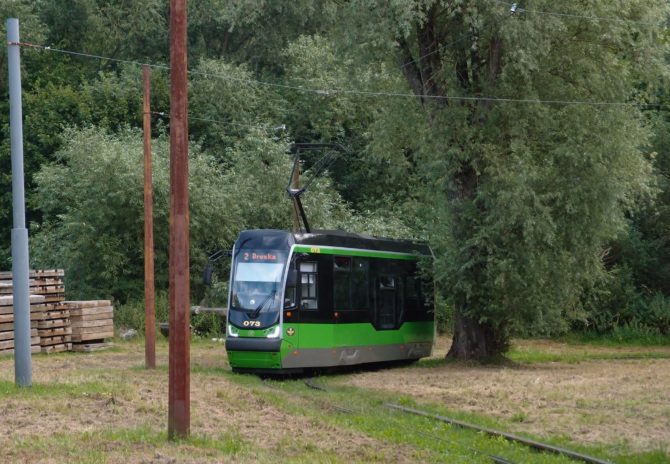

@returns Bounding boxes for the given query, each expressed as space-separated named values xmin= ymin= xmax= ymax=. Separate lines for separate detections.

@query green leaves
xmin=29 ymin=125 xmax=401 ymax=301
xmin=31 ymin=127 xmax=225 ymax=301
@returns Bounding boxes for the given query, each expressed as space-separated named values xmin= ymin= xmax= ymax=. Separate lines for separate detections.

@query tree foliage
xmin=1 ymin=1 xmax=670 ymax=348
xmin=326 ymin=0 xmax=669 ymax=357
xmin=30 ymin=125 xmax=395 ymax=302
xmin=30 ymin=127 xmax=226 ymax=300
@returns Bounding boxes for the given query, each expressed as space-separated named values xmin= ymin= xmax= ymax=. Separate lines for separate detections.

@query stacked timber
xmin=63 ymin=301 xmax=114 ymax=352
xmin=31 ymin=270 xmax=66 ymax=303
xmin=0 ymin=269 xmax=71 ymax=353
xmin=37 ymin=303 xmax=72 ymax=353
xmin=0 ymin=269 xmax=65 ymax=302
xmin=0 ymin=294 xmax=45 ymax=354
xmin=30 ymin=270 xmax=70 ymax=353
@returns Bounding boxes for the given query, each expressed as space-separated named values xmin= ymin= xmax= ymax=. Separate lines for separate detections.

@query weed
xmin=511 ymin=411 xmax=527 ymax=423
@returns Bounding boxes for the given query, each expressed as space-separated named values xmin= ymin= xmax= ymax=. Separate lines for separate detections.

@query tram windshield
xmin=230 ymin=250 xmax=286 ymax=315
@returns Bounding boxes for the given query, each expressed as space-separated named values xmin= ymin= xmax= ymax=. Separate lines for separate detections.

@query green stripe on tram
xmin=281 ymin=321 xmax=434 ymax=350
xmin=293 ymin=245 xmax=419 ymax=260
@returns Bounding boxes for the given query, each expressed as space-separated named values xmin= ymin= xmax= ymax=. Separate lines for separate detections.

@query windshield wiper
xmin=249 ymin=289 xmax=277 ymax=319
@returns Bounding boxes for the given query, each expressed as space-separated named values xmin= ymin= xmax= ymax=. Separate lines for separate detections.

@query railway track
xmin=303 ymin=377 xmax=613 ymax=464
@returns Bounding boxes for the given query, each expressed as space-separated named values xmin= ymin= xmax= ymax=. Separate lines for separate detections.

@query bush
xmin=434 ymin=296 xmax=453 ymax=335
xmin=632 ymin=292 xmax=670 ymax=335
xmin=578 ymin=264 xmax=670 ymax=337
xmin=115 ymin=291 xmax=226 ymax=338
xmin=115 ymin=291 xmax=169 ymax=334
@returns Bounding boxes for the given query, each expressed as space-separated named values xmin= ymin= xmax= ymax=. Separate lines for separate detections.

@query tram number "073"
xmin=242 ymin=320 xmax=261 ymax=328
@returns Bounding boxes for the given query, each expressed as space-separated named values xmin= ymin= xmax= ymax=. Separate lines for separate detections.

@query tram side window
xmin=351 ymin=258 xmax=369 ymax=310
xmin=300 ymin=262 xmax=318 ymax=310
xmin=404 ymin=275 xmax=419 ymax=313
xmin=377 ymin=275 xmax=397 ymax=329
xmin=333 ymin=256 xmax=351 ymax=310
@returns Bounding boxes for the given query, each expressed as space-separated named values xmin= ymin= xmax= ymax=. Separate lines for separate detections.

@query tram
xmin=225 ymin=228 xmax=434 ymax=373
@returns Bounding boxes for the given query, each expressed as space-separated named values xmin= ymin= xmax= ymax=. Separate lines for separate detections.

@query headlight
xmin=266 ymin=325 xmax=281 ymax=338
xmin=227 ymin=324 xmax=239 ymax=338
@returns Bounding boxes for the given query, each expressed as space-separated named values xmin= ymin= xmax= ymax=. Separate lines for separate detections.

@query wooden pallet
xmin=63 ymin=300 xmax=112 ymax=309
xmin=0 ymin=295 xmax=46 ymax=307
xmin=71 ymin=341 xmax=113 ymax=352
xmin=43 ymin=309 xmax=70 ymax=320
xmin=38 ymin=326 xmax=72 ymax=337
xmin=40 ymin=334 xmax=72 ymax=347
xmin=37 ymin=318 xmax=70 ymax=330
xmin=32 ymin=269 xmax=65 ymax=278
xmin=70 ymin=312 xmax=113 ymax=322
xmin=72 ymin=324 xmax=113 ymax=334
xmin=41 ymin=343 xmax=72 ymax=353
xmin=0 ymin=304 xmax=46 ymax=315
xmin=0 ymin=321 xmax=38 ymax=331
xmin=0 ymin=336 xmax=41 ymax=351
xmin=0 ymin=269 xmax=64 ymax=279
xmin=0 ymin=345 xmax=42 ymax=355
xmin=0 ymin=328 xmax=38 ymax=341
xmin=71 ymin=319 xmax=113 ymax=328
xmin=68 ymin=306 xmax=113 ymax=317
xmin=72 ymin=331 xmax=114 ymax=342
xmin=63 ymin=300 xmax=115 ymax=347
xmin=0 ymin=312 xmax=47 ymax=323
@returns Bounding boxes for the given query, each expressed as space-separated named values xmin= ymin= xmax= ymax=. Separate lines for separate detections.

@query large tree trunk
xmin=447 ymin=309 xmax=507 ymax=361
xmin=396 ymin=3 xmax=508 ymax=361
xmin=446 ymin=164 xmax=509 ymax=361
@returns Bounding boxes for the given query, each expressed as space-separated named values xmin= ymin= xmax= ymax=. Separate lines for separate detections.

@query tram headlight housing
xmin=227 ymin=324 xmax=239 ymax=338
xmin=266 ymin=325 xmax=281 ymax=338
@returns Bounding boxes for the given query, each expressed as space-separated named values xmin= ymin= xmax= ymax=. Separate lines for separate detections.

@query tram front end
xmin=225 ymin=230 xmax=294 ymax=372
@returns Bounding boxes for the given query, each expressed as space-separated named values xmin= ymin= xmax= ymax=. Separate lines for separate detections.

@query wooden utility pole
xmin=143 ymin=65 xmax=156 ymax=370
xmin=168 ymin=0 xmax=190 ymax=439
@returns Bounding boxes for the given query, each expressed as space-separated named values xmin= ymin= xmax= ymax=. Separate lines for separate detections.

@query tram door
xmin=376 ymin=276 xmax=397 ymax=329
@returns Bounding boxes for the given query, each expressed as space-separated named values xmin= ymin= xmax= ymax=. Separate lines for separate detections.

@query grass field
xmin=0 ymin=336 xmax=667 ymax=463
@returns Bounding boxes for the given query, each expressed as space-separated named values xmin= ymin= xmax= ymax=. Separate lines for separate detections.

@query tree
xmin=187 ymin=0 xmax=336 ymax=73
xmin=188 ymin=59 xmax=284 ymax=156
xmin=31 ymin=127 xmax=233 ymax=301
xmin=31 ymin=125 xmax=400 ymax=301
xmin=332 ymin=0 xmax=669 ymax=359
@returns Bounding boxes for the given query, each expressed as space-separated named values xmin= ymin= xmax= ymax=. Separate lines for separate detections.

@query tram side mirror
xmin=202 ymin=264 xmax=214 ymax=286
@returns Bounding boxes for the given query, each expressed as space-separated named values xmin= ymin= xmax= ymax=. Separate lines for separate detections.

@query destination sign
xmin=242 ymin=251 xmax=279 ymax=262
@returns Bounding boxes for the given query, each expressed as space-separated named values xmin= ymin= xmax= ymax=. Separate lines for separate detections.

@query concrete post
xmin=7 ymin=18 xmax=33 ymax=387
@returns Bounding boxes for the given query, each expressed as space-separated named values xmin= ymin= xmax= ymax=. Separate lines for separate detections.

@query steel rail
xmin=386 ymin=404 xmax=612 ymax=464
xmin=302 ymin=378 xmax=516 ymax=463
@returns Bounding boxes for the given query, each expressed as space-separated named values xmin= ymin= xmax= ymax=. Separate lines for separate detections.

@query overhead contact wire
xmin=489 ymin=0 xmax=666 ymax=27
xmin=10 ymin=40 xmax=659 ymax=108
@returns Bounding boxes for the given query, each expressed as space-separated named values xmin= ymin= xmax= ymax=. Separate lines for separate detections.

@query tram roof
xmin=236 ymin=229 xmax=430 ymax=256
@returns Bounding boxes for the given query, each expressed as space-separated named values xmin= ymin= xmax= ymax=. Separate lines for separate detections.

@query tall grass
xmin=114 ymin=291 xmax=225 ymax=337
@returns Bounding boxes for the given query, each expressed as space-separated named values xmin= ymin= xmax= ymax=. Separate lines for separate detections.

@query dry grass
xmin=0 ymin=342 xmax=422 ymax=464
xmin=339 ymin=336 xmax=670 ymax=452
xmin=0 ymin=336 xmax=668 ymax=462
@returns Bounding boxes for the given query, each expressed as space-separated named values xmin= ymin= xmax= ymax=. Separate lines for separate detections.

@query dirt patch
xmin=339 ymin=337 xmax=670 ymax=452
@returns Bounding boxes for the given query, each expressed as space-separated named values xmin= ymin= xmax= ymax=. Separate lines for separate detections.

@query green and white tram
xmin=225 ymin=229 xmax=434 ymax=373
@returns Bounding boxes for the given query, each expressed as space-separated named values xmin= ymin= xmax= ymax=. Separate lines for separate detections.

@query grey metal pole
xmin=7 ymin=18 xmax=33 ymax=387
